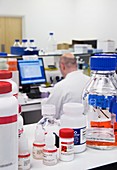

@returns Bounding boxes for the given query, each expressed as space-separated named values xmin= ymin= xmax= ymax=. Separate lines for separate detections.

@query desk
xmin=24 ymin=124 xmax=117 ymax=170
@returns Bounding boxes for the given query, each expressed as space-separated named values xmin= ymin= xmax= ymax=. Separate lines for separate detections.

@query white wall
xmin=0 ymin=0 xmax=117 ymax=49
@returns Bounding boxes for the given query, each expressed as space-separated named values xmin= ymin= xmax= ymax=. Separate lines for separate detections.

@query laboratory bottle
xmin=59 ymin=128 xmax=74 ymax=161
xmin=82 ymin=55 xmax=117 ymax=150
xmin=43 ymin=132 xmax=58 ymax=166
xmin=37 ymin=104 xmax=60 ymax=147
xmin=18 ymin=132 xmax=31 ymax=170
xmin=29 ymin=39 xmax=37 ymax=49
xmin=60 ymin=103 xmax=86 ymax=153
xmin=21 ymin=39 xmax=28 ymax=48
xmin=0 ymin=81 xmax=18 ymax=170
xmin=13 ymin=39 xmax=21 ymax=47
xmin=46 ymin=32 xmax=57 ymax=53
xmin=7 ymin=58 xmax=18 ymax=71
xmin=18 ymin=104 xmax=24 ymax=138
xmin=32 ymin=124 xmax=45 ymax=160
xmin=0 ymin=70 xmax=18 ymax=98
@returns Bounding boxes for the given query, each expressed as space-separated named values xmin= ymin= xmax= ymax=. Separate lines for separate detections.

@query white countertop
xmin=24 ymin=124 xmax=117 ymax=170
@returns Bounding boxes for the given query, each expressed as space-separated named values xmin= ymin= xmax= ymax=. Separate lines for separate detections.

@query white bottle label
xmin=33 ymin=143 xmax=45 ymax=159
xmin=18 ymin=154 xmax=30 ymax=170
xmin=60 ymin=141 xmax=74 ymax=156
xmin=43 ymin=149 xmax=57 ymax=165
xmin=73 ymin=127 xmax=86 ymax=145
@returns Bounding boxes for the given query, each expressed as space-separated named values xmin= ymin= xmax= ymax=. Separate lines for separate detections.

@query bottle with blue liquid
xmin=82 ymin=55 xmax=117 ymax=149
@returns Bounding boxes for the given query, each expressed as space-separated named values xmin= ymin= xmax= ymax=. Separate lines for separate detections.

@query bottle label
xmin=33 ymin=144 xmax=45 ymax=159
xmin=88 ymin=94 xmax=115 ymax=109
xmin=73 ymin=127 xmax=86 ymax=145
xmin=18 ymin=154 xmax=30 ymax=170
xmin=43 ymin=149 xmax=57 ymax=165
xmin=60 ymin=141 xmax=74 ymax=156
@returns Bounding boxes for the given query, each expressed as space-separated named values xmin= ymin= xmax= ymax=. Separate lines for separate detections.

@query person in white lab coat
xmin=45 ymin=53 xmax=90 ymax=119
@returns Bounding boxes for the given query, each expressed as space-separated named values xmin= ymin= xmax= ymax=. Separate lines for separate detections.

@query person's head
xmin=59 ymin=53 xmax=77 ymax=78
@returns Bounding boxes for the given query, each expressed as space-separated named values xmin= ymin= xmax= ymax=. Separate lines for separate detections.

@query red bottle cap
xmin=0 ymin=81 xmax=12 ymax=94
xmin=0 ymin=70 xmax=12 ymax=79
xmin=59 ymin=128 xmax=74 ymax=138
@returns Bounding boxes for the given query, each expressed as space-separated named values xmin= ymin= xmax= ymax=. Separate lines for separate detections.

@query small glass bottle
xmin=21 ymin=39 xmax=28 ymax=48
xmin=13 ymin=39 xmax=21 ymax=47
xmin=18 ymin=105 xmax=24 ymax=138
xmin=82 ymin=55 xmax=117 ymax=150
xmin=18 ymin=133 xmax=31 ymax=170
xmin=43 ymin=132 xmax=58 ymax=166
xmin=32 ymin=124 xmax=45 ymax=160
xmin=37 ymin=104 xmax=60 ymax=148
xmin=29 ymin=39 xmax=36 ymax=49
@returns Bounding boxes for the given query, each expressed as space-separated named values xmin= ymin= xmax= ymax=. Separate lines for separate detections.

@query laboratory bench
xmin=18 ymin=87 xmax=53 ymax=125
xmin=24 ymin=123 xmax=117 ymax=170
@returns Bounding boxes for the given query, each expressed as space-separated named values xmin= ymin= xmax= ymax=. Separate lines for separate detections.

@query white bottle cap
xmin=45 ymin=132 xmax=55 ymax=147
xmin=63 ymin=103 xmax=84 ymax=116
xmin=35 ymin=124 xmax=45 ymax=143
xmin=18 ymin=132 xmax=29 ymax=154
xmin=41 ymin=104 xmax=56 ymax=116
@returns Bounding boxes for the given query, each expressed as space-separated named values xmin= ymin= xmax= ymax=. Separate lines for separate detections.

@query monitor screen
xmin=18 ymin=59 xmax=46 ymax=86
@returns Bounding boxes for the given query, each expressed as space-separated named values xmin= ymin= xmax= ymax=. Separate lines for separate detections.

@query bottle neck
xmin=91 ymin=70 xmax=115 ymax=76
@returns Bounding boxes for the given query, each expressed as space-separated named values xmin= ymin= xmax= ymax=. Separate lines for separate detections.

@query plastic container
xmin=0 ymin=81 xmax=18 ymax=169
xmin=59 ymin=128 xmax=74 ymax=161
xmin=32 ymin=124 xmax=45 ymax=159
xmin=37 ymin=104 xmax=60 ymax=148
xmin=7 ymin=58 xmax=18 ymax=71
xmin=0 ymin=58 xmax=8 ymax=70
xmin=60 ymin=103 xmax=86 ymax=153
xmin=18 ymin=105 xmax=24 ymax=138
xmin=43 ymin=132 xmax=58 ymax=166
xmin=18 ymin=133 xmax=30 ymax=170
xmin=13 ymin=39 xmax=21 ymax=47
xmin=0 ymin=70 xmax=18 ymax=98
xmin=82 ymin=55 xmax=117 ymax=149
xmin=46 ymin=32 xmax=57 ymax=53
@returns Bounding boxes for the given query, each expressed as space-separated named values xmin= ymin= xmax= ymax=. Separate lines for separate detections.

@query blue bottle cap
xmin=49 ymin=32 xmax=54 ymax=35
xmin=90 ymin=56 xmax=116 ymax=71
xmin=15 ymin=39 xmax=20 ymax=42
xmin=22 ymin=39 xmax=27 ymax=43
xmin=30 ymin=40 xmax=34 ymax=42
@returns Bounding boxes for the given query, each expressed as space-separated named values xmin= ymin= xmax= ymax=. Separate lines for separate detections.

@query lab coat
xmin=45 ymin=70 xmax=90 ymax=119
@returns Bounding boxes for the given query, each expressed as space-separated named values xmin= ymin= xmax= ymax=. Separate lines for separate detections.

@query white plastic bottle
xmin=60 ymin=103 xmax=86 ymax=153
xmin=0 ymin=70 xmax=18 ymax=98
xmin=43 ymin=132 xmax=58 ymax=166
xmin=32 ymin=124 xmax=45 ymax=159
xmin=59 ymin=128 xmax=74 ymax=162
xmin=0 ymin=81 xmax=18 ymax=170
xmin=18 ymin=132 xmax=31 ymax=170
xmin=18 ymin=104 xmax=24 ymax=138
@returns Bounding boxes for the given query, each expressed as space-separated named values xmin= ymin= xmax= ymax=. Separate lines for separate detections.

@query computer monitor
xmin=18 ymin=59 xmax=47 ymax=94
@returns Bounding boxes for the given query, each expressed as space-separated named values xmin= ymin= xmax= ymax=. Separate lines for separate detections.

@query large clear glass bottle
xmin=82 ymin=55 xmax=117 ymax=150
xmin=46 ymin=32 xmax=57 ymax=53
